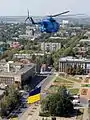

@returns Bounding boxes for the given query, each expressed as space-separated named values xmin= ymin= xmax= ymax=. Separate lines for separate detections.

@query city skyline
xmin=0 ymin=0 xmax=90 ymax=16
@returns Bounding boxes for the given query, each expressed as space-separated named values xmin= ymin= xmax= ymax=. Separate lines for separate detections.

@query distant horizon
xmin=0 ymin=15 xmax=90 ymax=18
xmin=0 ymin=13 xmax=89 ymax=17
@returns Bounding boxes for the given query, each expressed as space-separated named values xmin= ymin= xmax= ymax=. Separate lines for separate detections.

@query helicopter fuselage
xmin=39 ymin=18 xmax=60 ymax=33
xmin=25 ymin=10 xmax=69 ymax=33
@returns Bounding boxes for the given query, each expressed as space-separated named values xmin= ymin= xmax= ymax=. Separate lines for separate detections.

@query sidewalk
xmin=82 ymin=108 xmax=89 ymax=120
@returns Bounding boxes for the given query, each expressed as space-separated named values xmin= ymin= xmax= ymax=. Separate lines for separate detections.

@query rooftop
xmin=59 ymin=56 xmax=90 ymax=63
xmin=0 ymin=61 xmax=35 ymax=76
xmin=79 ymin=39 xmax=90 ymax=42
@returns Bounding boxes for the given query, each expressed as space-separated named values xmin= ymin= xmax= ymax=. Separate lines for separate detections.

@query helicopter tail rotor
xmin=25 ymin=9 xmax=32 ymax=23
xmin=25 ymin=9 xmax=36 ymax=24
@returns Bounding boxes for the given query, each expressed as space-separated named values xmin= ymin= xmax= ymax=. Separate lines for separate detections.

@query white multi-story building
xmin=41 ymin=42 xmax=61 ymax=52
xmin=0 ymin=61 xmax=35 ymax=87
xmin=59 ymin=56 xmax=90 ymax=74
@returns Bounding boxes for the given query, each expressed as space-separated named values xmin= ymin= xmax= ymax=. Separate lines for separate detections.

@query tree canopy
xmin=0 ymin=85 xmax=21 ymax=117
xmin=41 ymin=86 xmax=74 ymax=117
xmin=52 ymin=34 xmax=85 ymax=71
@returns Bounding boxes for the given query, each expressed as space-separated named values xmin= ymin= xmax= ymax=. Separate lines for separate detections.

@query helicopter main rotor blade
xmin=49 ymin=11 xmax=70 ymax=17
xmin=60 ymin=13 xmax=86 ymax=17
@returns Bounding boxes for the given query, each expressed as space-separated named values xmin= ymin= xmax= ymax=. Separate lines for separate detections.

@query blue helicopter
xmin=25 ymin=10 xmax=69 ymax=33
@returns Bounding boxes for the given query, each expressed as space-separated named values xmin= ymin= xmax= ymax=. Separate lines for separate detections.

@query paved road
xmin=19 ymin=74 xmax=56 ymax=120
xmin=3 ymin=75 xmax=49 ymax=120
xmin=80 ymin=96 xmax=88 ymax=107
xmin=28 ymin=75 xmax=47 ymax=89
xmin=82 ymin=108 xmax=89 ymax=120
xmin=8 ymin=73 xmax=89 ymax=120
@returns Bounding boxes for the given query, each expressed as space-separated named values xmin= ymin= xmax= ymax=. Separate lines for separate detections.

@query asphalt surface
xmin=28 ymin=74 xmax=47 ymax=89
xmin=1 ymin=74 xmax=48 ymax=120
xmin=3 ymin=73 xmax=89 ymax=120
xmin=5 ymin=74 xmax=54 ymax=120
xmin=80 ymin=96 xmax=88 ymax=107
xmin=18 ymin=74 xmax=53 ymax=119
xmin=19 ymin=74 xmax=56 ymax=120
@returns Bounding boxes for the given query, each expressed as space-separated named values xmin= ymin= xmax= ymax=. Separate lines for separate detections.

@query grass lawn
xmin=68 ymin=88 xmax=79 ymax=95
xmin=48 ymin=84 xmax=74 ymax=93
xmin=48 ymin=76 xmax=79 ymax=94
xmin=65 ymin=84 xmax=73 ymax=88
xmin=49 ymin=86 xmax=59 ymax=93
xmin=54 ymin=77 xmax=73 ymax=83
xmin=53 ymin=76 xmax=73 ymax=89
xmin=81 ymin=84 xmax=90 ymax=87
xmin=67 ymin=76 xmax=82 ymax=83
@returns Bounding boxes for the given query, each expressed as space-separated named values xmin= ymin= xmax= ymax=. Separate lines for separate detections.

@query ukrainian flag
xmin=27 ymin=87 xmax=41 ymax=104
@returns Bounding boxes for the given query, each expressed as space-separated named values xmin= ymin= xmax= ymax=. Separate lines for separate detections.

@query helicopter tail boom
xmin=30 ymin=17 xmax=36 ymax=24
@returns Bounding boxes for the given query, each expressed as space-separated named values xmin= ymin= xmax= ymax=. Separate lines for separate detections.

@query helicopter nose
xmin=40 ymin=26 xmax=46 ymax=32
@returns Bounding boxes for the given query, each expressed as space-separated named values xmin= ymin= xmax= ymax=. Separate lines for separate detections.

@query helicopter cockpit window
xmin=50 ymin=18 xmax=55 ymax=22
xmin=43 ymin=22 xmax=48 ymax=28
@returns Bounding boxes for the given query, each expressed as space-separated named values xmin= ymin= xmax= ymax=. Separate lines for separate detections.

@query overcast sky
xmin=0 ymin=0 xmax=90 ymax=16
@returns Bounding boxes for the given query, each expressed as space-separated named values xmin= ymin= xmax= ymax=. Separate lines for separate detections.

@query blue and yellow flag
xmin=27 ymin=87 xmax=41 ymax=104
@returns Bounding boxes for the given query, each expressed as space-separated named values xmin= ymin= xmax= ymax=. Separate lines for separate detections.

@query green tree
xmin=31 ymin=54 xmax=36 ymax=63
xmin=0 ymin=85 xmax=21 ymax=117
xmin=76 ymin=65 xmax=84 ymax=75
xmin=41 ymin=86 xmax=74 ymax=117
xmin=42 ymin=54 xmax=47 ymax=64
xmin=46 ymin=55 xmax=54 ymax=66
xmin=36 ymin=57 xmax=42 ymax=73
xmin=0 ymin=98 xmax=9 ymax=116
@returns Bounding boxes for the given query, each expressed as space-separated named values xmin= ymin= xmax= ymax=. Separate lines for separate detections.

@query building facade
xmin=59 ymin=57 xmax=90 ymax=74
xmin=0 ymin=61 xmax=35 ymax=87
